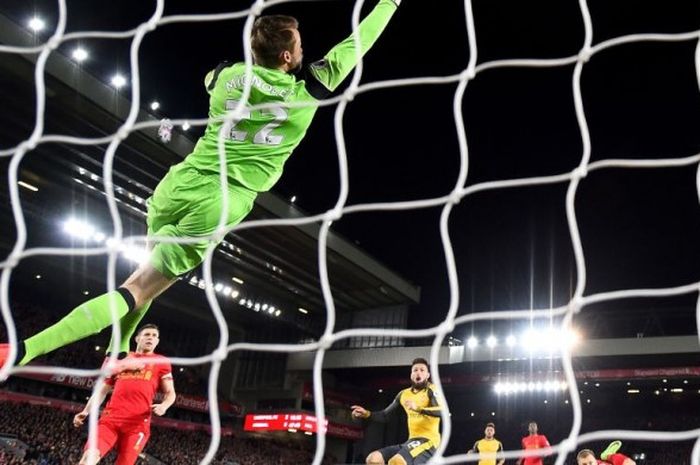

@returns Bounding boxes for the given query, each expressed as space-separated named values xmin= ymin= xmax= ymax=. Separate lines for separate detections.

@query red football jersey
xmin=521 ymin=434 xmax=550 ymax=465
xmin=103 ymin=352 xmax=172 ymax=422
xmin=598 ymin=453 xmax=629 ymax=465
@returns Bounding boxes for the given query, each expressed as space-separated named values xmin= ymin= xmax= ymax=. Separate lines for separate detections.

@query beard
xmin=289 ymin=57 xmax=303 ymax=74
xmin=411 ymin=379 xmax=428 ymax=390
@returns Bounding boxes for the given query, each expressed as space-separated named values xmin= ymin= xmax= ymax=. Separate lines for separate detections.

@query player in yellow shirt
xmin=468 ymin=422 xmax=505 ymax=465
xmin=351 ymin=358 xmax=442 ymax=465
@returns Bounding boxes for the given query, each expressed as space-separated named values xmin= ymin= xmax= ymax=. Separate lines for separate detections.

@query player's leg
xmin=368 ymin=445 xmax=401 ymax=465
xmin=0 ymin=166 xmax=187 ymax=368
xmin=115 ymin=422 xmax=150 ymax=465
xmin=80 ymin=418 xmax=120 ymax=465
xmin=13 ymin=262 xmax=174 ymax=366
xmin=387 ymin=455 xmax=408 ymax=465
xmin=0 ymin=291 xmax=151 ymax=370
xmin=366 ymin=451 xmax=386 ymax=464
xmin=406 ymin=443 xmax=435 ymax=465
xmin=394 ymin=438 xmax=434 ymax=465
xmin=104 ymin=231 xmax=165 ymax=358
xmin=105 ymin=301 xmax=152 ymax=358
xmin=1 ymin=165 xmax=255 ymax=368
xmin=97 ymin=165 xmax=216 ymax=357
xmin=1 ymin=165 xmax=181 ymax=367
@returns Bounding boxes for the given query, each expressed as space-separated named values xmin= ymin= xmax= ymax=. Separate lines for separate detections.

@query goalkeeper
xmin=1 ymin=0 xmax=402 ymax=368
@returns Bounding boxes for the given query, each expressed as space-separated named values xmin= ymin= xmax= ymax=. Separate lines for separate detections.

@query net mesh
xmin=0 ymin=0 xmax=699 ymax=464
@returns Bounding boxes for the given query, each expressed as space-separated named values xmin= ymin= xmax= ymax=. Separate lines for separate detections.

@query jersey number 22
xmin=225 ymin=99 xmax=288 ymax=145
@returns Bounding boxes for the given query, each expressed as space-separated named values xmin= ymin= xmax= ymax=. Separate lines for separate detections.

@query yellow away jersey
xmin=368 ymin=383 xmax=442 ymax=446
xmin=470 ymin=438 xmax=504 ymax=465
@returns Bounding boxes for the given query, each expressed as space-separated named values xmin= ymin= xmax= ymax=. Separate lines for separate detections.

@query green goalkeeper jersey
xmin=183 ymin=0 xmax=399 ymax=192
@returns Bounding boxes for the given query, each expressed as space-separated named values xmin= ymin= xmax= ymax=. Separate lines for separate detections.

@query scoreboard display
xmin=244 ymin=413 xmax=327 ymax=433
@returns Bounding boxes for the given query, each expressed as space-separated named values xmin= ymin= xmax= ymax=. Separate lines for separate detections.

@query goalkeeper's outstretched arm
xmin=309 ymin=0 xmax=401 ymax=94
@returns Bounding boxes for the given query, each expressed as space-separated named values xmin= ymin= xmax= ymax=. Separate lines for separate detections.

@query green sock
xmin=107 ymin=300 xmax=152 ymax=355
xmin=21 ymin=290 xmax=132 ymax=365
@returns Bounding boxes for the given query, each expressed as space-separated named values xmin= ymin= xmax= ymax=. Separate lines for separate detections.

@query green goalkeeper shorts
xmin=146 ymin=162 xmax=257 ymax=279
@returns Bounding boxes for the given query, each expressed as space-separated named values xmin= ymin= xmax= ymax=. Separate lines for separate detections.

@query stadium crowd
xmin=0 ymin=402 xmax=336 ymax=465
xmin=1 ymin=400 xmax=696 ymax=464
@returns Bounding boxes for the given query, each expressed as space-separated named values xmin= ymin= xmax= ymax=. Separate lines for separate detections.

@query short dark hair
xmin=136 ymin=324 xmax=159 ymax=336
xmin=411 ymin=358 xmax=429 ymax=369
xmin=486 ymin=422 xmax=496 ymax=429
xmin=251 ymin=15 xmax=299 ymax=68
xmin=577 ymin=449 xmax=595 ymax=460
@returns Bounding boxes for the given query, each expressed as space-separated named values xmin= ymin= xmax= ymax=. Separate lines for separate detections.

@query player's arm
xmin=418 ymin=386 xmax=442 ymax=417
xmin=152 ymin=373 xmax=176 ymax=417
xmin=73 ymin=383 xmax=113 ymax=428
xmin=204 ymin=61 xmax=233 ymax=94
xmin=306 ymin=0 xmax=400 ymax=97
xmin=467 ymin=441 xmax=480 ymax=454
xmin=352 ymin=391 xmax=402 ymax=422
xmin=541 ymin=435 xmax=553 ymax=456
xmin=515 ymin=438 xmax=525 ymax=465
xmin=496 ymin=441 xmax=505 ymax=465
xmin=515 ymin=437 xmax=525 ymax=465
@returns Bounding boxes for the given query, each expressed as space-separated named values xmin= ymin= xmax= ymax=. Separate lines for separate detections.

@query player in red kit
xmin=73 ymin=324 xmax=176 ymax=465
xmin=516 ymin=421 xmax=551 ymax=465
xmin=577 ymin=441 xmax=636 ymax=465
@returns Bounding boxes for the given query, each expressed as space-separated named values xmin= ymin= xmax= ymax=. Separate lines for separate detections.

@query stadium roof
xmin=0 ymin=13 xmax=420 ymax=339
